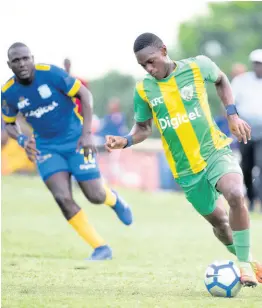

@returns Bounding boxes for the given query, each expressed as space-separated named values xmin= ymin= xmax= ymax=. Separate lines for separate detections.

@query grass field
xmin=2 ymin=175 xmax=262 ymax=308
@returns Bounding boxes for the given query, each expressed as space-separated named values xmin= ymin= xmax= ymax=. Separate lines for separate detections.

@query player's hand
xmin=77 ymin=133 xmax=97 ymax=157
xmin=105 ymin=135 xmax=127 ymax=152
xmin=228 ymin=115 xmax=251 ymax=144
xmin=24 ymin=136 xmax=40 ymax=162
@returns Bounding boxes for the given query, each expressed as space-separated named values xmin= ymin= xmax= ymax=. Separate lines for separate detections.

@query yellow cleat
xmin=239 ymin=262 xmax=258 ymax=287
xmin=251 ymin=261 xmax=262 ymax=283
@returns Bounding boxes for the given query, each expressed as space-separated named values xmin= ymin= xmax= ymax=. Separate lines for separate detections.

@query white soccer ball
xmin=204 ymin=260 xmax=242 ymax=297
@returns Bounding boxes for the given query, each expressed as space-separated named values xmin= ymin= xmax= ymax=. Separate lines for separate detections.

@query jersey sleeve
xmin=1 ymin=92 xmax=18 ymax=123
xmin=50 ymin=65 xmax=82 ymax=97
xmin=133 ymin=86 xmax=152 ymax=122
xmin=195 ymin=55 xmax=220 ymax=83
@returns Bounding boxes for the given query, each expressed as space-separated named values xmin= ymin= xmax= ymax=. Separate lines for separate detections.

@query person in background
xmin=231 ymin=50 xmax=262 ymax=212
xmin=231 ymin=63 xmax=247 ymax=79
xmin=97 ymin=97 xmax=128 ymax=138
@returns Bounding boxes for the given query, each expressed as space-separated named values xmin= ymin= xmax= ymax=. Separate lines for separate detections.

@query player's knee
xmin=214 ymin=220 xmax=230 ymax=235
xmin=226 ymin=186 xmax=244 ymax=208
xmin=54 ymin=193 xmax=72 ymax=207
xmin=87 ymin=190 xmax=106 ymax=205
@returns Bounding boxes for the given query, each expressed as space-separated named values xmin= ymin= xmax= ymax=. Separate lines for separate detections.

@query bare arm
xmin=5 ymin=122 xmax=22 ymax=140
xmin=105 ymin=119 xmax=152 ymax=152
xmin=215 ymin=71 xmax=235 ymax=109
xmin=76 ymin=84 xmax=93 ymax=136
xmin=215 ymin=71 xmax=251 ymax=143
xmin=128 ymin=119 xmax=153 ymax=145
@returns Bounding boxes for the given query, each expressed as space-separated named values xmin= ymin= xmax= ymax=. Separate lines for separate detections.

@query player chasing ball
xmin=105 ymin=33 xmax=262 ymax=286
xmin=1 ymin=43 xmax=133 ymax=261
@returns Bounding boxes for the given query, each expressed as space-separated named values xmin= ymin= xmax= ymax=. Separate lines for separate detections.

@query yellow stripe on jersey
xmin=2 ymin=114 xmax=16 ymax=123
xmin=35 ymin=64 xmax=51 ymax=71
xmin=158 ymin=78 xmax=206 ymax=174
xmin=1 ymin=78 xmax=15 ymax=93
xmin=137 ymin=81 xmax=178 ymax=177
xmin=153 ymin=112 xmax=178 ymax=177
xmin=67 ymin=79 xmax=81 ymax=97
xmin=190 ymin=62 xmax=231 ymax=150
xmin=136 ymin=81 xmax=149 ymax=102
xmin=73 ymin=106 xmax=83 ymax=124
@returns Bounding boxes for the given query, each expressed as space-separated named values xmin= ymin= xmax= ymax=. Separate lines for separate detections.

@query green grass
xmin=2 ymin=175 xmax=262 ymax=308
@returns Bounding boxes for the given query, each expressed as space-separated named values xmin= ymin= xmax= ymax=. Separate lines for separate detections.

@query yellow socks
xmin=68 ymin=209 xmax=105 ymax=248
xmin=103 ymin=185 xmax=117 ymax=207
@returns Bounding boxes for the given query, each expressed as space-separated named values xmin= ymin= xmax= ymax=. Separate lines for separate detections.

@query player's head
xmin=133 ymin=33 xmax=169 ymax=80
xmin=249 ymin=49 xmax=262 ymax=78
xmin=64 ymin=58 xmax=71 ymax=73
xmin=7 ymin=42 xmax=34 ymax=82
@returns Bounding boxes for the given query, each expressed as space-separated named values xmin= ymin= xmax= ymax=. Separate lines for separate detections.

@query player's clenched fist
xmin=105 ymin=135 xmax=127 ymax=152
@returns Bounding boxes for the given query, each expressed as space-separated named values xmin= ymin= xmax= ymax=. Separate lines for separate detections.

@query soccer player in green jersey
xmin=105 ymin=33 xmax=262 ymax=286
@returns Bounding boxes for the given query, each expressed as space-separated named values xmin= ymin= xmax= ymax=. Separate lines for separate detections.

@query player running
xmin=1 ymin=42 xmax=133 ymax=261
xmin=105 ymin=33 xmax=262 ymax=285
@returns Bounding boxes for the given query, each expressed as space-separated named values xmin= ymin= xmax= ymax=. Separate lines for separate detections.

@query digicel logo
xmin=159 ymin=107 xmax=201 ymax=130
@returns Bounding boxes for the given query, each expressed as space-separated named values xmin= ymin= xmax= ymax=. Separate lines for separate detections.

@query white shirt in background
xmin=231 ymin=71 xmax=262 ymax=140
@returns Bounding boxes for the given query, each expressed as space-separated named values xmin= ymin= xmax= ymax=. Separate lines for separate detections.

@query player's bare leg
xmin=78 ymin=178 xmax=133 ymax=226
xmin=216 ymin=173 xmax=259 ymax=287
xmin=45 ymin=172 xmax=111 ymax=260
xmin=204 ymin=196 xmax=234 ymax=248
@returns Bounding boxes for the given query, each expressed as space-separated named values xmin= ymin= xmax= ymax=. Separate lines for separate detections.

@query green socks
xmin=226 ymin=243 xmax=236 ymax=255
xmin=232 ymin=229 xmax=250 ymax=262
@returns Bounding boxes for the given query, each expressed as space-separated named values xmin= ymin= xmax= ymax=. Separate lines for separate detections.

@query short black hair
xmin=133 ymin=33 xmax=163 ymax=53
xmin=8 ymin=42 xmax=28 ymax=58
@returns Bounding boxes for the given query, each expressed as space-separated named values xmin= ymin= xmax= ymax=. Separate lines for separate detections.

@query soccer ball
xmin=204 ymin=260 xmax=242 ymax=297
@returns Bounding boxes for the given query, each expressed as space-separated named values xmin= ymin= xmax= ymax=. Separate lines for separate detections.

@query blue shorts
xmin=36 ymin=139 xmax=101 ymax=182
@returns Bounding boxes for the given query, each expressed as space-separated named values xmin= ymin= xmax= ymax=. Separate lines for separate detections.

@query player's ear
xmin=161 ymin=45 xmax=167 ymax=57
xmin=32 ymin=55 xmax=35 ymax=63
xmin=7 ymin=61 xmax=11 ymax=69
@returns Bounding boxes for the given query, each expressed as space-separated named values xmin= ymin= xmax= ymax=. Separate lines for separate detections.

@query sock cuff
xmin=68 ymin=209 xmax=84 ymax=224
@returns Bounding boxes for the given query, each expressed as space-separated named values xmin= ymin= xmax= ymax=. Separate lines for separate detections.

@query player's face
xmin=8 ymin=46 xmax=34 ymax=81
xmin=253 ymin=61 xmax=262 ymax=78
xmin=135 ymin=46 xmax=169 ymax=80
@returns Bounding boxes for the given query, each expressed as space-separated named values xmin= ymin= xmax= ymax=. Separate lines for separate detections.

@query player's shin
xmin=68 ymin=209 xmax=105 ymax=248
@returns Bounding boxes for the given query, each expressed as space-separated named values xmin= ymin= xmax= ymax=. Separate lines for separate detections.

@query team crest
xmin=38 ymin=84 xmax=52 ymax=99
xmin=180 ymin=85 xmax=194 ymax=101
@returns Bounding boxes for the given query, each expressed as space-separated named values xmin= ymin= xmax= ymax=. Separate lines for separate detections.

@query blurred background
xmin=1 ymin=0 xmax=262 ymax=211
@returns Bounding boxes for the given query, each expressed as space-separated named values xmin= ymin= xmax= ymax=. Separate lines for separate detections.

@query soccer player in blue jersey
xmin=1 ymin=42 xmax=133 ymax=260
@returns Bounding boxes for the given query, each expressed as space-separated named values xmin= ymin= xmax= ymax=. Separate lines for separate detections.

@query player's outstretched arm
xmin=105 ymin=119 xmax=152 ymax=152
xmin=75 ymin=85 xmax=96 ymax=156
xmin=215 ymin=71 xmax=251 ymax=144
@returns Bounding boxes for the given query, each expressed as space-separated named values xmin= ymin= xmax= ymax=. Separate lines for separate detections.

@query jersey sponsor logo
xmin=159 ymin=107 xmax=201 ymax=130
xmin=38 ymin=84 xmax=52 ymax=99
xmin=37 ymin=154 xmax=52 ymax=163
xmin=25 ymin=101 xmax=58 ymax=118
xmin=79 ymin=163 xmax=97 ymax=170
xmin=18 ymin=98 xmax=30 ymax=109
xmin=150 ymin=96 xmax=164 ymax=107
xmin=180 ymin=85 xmax=194 ymax=101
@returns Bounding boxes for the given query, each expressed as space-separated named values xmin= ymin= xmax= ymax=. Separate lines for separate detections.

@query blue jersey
xmin=1 ymin=64 xmax=83 ymax=147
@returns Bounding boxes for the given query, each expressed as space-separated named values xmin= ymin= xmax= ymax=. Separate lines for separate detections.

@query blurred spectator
xmin=96 ymin=97 xmax=128 ymax=139
xmin=231 ymin=49 xmax=262 ymax=212
xmin=95 ymin=98 xmax=128 ymax=184
xmin=1 ymin=115 xmax=35 ymax=175
xmin=231 ymin=63 xmax=247 ymax=79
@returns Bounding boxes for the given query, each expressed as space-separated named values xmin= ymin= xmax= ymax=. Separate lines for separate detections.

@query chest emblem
xmin=38 ymin=84 xmax=52 ymax=99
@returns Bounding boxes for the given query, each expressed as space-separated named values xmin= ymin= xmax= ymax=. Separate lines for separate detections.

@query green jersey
xmin=133 ymin=55 xmax=232 ymax=178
